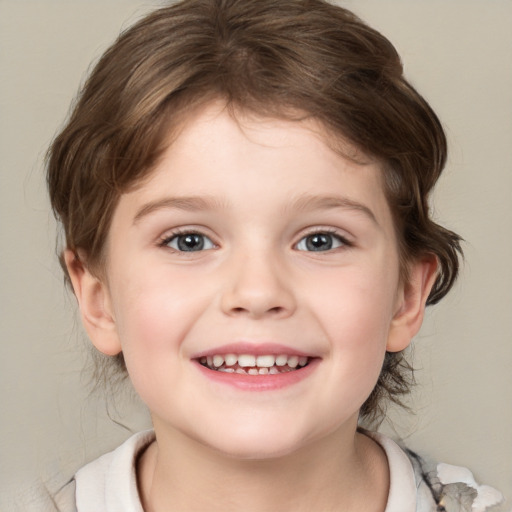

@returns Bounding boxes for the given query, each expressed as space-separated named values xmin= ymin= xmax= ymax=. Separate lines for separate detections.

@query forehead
xmin=170 ymin=100 xmax=374 ymax=166
xmin=115 ymin=101 xmax=392 ymax=230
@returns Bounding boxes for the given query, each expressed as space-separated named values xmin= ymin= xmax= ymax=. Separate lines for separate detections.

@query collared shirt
xmin=62 ymin=429 xmax=502 ymax=512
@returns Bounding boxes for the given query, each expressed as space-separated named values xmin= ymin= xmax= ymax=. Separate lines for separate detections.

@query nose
xmin=220 ymin=250 xmax=296 ymax=319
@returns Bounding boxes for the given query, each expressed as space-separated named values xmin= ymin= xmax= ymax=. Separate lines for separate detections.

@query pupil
xmin=306 ymin=233 xmax=332 ymax=251
xmin=178 ymin=234 xmax=204 ymax=251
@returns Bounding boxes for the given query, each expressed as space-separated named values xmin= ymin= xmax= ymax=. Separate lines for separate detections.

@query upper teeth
xmin=201 ymin=354 xmax=309 ymax=370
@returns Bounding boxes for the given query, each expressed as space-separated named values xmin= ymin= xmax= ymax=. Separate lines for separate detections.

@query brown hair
xmin=47 ymin=0 xmax=462 ymax=423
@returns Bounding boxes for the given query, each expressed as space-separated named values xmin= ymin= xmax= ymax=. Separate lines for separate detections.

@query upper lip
xmin=191 ymin=342 xmax=317 ymax=360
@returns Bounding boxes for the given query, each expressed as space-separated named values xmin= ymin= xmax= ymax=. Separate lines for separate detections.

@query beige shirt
xmin=71 ymin=430 xmax=439 ymax=512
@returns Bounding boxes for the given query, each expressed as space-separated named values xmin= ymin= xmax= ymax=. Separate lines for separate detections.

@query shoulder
xmin=406 ymin=450 xmax=505 ymax=512
xmin=367 ymin=430 xmax=504 ymax=512
xmin=73 ymin=430 xmax=155 ymax=512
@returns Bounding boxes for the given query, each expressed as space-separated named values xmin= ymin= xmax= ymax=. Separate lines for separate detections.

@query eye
xmin=295 ymin=232 xmax=348 ymax=252
xmin=164 ymin=232 xmax=215 ymax=252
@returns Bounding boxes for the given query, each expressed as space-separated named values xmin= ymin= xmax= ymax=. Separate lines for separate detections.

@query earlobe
xmin=64 ymin=250 xmax=122 ymax=356
xmin=386 ymin=255 xmax=438 ymax=353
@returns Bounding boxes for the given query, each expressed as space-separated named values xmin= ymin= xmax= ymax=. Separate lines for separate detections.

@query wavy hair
xmin=47 ymin=0 xmax=462 ymax=422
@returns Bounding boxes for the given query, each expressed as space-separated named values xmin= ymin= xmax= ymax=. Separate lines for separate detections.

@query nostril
xmin=229 ymin=305 xmax=286 ymax=317
xmin=220 ymin=282 xmax=296 ymax=319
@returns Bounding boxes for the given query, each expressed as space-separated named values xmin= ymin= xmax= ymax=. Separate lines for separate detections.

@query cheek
xmin=313 ymin=265 xmax=398 ymax=337
xmin=308 ymin=264 xmax=398 ymax=388
xmin=109 ymin=270 xmax=197 ymax=358
xmin=108 ymin=275 xmax=195 ymax=409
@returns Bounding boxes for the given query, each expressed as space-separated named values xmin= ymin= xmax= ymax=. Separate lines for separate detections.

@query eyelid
xmin=294 ymin=227 xmax=353 ymax=251
xmin=158 ymin=226 xmax=218 ymax=250
xmin=156 ymin=225 xmax=353 ymax=252
xmin=297 ymin=226 xmax=353 ymax=242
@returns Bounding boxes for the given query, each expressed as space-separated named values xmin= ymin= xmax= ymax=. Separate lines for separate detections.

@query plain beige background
xmin=1 ymin=1 xmax=511 ymax=510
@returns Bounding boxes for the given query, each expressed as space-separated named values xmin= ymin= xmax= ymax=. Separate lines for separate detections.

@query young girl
xmin=45 ymin=0 xmax=504 ymax=510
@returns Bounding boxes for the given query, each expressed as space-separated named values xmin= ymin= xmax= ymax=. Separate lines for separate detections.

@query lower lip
xmin=193 ymin=359 xmax=320 ymax=391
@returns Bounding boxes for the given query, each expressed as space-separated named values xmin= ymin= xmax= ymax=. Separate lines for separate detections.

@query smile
xmin=199 ymin=354 xmax=310 ymax=375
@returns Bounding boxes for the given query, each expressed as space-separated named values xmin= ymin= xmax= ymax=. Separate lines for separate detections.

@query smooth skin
xmin=66 ymin=101 xmax=437 ymax=511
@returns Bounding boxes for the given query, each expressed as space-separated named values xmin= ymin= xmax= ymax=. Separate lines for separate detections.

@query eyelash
xmin=295 ymin=228 xmax=352 ymax=252
xmin=158 ymin=227 xmax=352 ymax=254
xmin=158 ymin=228 xmax=216 ymax=252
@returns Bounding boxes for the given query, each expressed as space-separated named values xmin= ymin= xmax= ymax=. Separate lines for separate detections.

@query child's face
xmin=91 ymin=102 xmax=414 ymax=458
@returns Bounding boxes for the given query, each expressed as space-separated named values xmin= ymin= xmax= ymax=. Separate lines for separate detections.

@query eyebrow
xmin=133 ymin=193 xmax=378 ymax=226
xmin=289 ymin=194 xmax=378 ymax=225
xmin=133 ymin=196 xmax=223 ymax=224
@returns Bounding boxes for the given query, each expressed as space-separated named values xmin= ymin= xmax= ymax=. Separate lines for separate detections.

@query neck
xmin=138 ymin=421 xmax=389 ymax=512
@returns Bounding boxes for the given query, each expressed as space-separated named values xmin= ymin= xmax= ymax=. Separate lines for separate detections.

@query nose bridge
xmin=220 ymin=242 xmax=296 ymax=319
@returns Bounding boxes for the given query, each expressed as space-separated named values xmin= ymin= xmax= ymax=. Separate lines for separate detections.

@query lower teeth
xmin=206 ymin=363 xmax=304 ymax=375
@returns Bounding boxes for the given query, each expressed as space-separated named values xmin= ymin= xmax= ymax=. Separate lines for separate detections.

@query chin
xmin=211 ymin=440 xmax=303 ymax=461
xmin=195 ymin=422 xmax=317 ymax=461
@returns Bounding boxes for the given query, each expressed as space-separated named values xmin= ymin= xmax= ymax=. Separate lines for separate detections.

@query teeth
xmin=275 ymin=355 xmax=288 ymax=366
xmin=218 ymin=367 xmax=235 ymax=373
xmin=225 ymin=354 xmax=237 ymax=366
xmin=238 ymin=354 xmax=256 ymax=367
xmin=213 ymin=355 xmax=224 ymax=367
xmin=256 ymin=355 xmax=275 ymax=367
xmin=200 ymin=353 xmax=310 ymax=373
xmin=287 ymin=355 xmax=299 ymax=368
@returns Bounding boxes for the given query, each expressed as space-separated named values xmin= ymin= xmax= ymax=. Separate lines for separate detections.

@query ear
xmin=386 ymin=255 xmax=438 ymax=353
xmin=64 ymin=250 xmax=122 ymax=356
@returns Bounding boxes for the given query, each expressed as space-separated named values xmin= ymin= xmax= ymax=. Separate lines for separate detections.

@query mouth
xmin=198 ymin=353 xmax=311 ymax=375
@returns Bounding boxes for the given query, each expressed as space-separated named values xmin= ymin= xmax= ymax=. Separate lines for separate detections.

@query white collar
xmin=75 ymin=429 xmax=423 ymax=512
